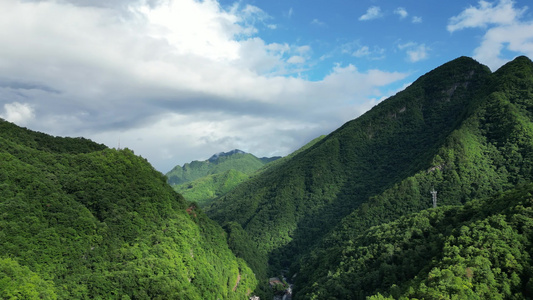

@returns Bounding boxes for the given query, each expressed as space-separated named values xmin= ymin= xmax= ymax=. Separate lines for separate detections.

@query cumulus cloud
xmin=394 ymin=7 xmax=408 ymax=19
xmin=287 ymin=56 xmax=306 ymax=64
xmin=1 ymin=102 xmax=35 ymax=125
xmin=474 ymin=22 xmax=533 ymax=69
xmin=398 ymin=42 xmax=430 ymax=62
xmin=447 ymin=0 xmax=526 ymax=32
xmin=359 ymin=6 xmax=383 ymax=21
xmin=412 ymin=16 xmax=423 ymax=23
xmin=0 ymin=0 xmax=407 ymax=172
xmin=448 ymin=0 xmax=532 ymax=70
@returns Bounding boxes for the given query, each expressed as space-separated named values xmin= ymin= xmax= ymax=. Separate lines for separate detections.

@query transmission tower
xmin=430 ymin=188 xmax=437 ymax=208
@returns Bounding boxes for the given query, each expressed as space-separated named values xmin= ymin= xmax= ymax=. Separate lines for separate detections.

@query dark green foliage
xmin=294 ymin=56 xmax=533 ymax=298
xmin=0 ymin=119 xmax=257 ymax=299
xmin=0 ymin=120 xmax=106 ymax=154
xmin=297 ymin=184 xmax=533 ymax=299
xmin=207 ymin=56 xmax=493 ymax=266
xmin=206 ymin=56 xmax=533 ymax=297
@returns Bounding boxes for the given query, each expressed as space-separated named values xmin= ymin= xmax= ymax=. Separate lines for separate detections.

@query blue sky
xmin=1 ymin=0 xmax=533 ymax=172
xmin=226 ymin=0 xmax=532 ymax=78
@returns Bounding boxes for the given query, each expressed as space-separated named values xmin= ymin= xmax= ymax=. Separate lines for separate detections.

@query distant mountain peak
xmin=208 ymin=149 xmax=246 ymax=162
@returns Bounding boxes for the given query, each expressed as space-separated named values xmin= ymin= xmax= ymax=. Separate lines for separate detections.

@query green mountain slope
xmin=166 ymin=150 xmax=281 ymax=207
xmin=206 ymin=56 xmax=533 ymax=296
xmin=294 ymin=55 xmax=533 ymax=297
xmin=174 ymin=137 xmax=326 ymax=208
xmin=0 ymin=120 xmax=257 ymax=299
xmin=174 ymin=169 xmax=250 ymax=207
xmin=166 ymin=149 xmax=280 ymax=186
xmin=298 ymin=183 xmax=533 ymax=299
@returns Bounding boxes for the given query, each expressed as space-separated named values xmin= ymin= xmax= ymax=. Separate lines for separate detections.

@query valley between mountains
xmin=3 ymin=55 xmax=533 ymax=299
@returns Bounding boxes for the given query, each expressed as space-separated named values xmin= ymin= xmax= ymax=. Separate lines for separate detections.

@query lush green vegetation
xmin=166 ymin=150 xmax=281 ymax=207
xmin=166 ymin=150 xmax=279 ymax=186
xmin=174 ymin=169 xmax=250 ymax=207
xmin=4 ymin=55 xmax=533 ymax=299
xmin=297 ymin=183 xmax=533 ymax=299
xmin=291 ymin=55 xmax=533 ymax=298
xmin=0 ymin=120 xmax=257 ymax=299
xmin=173 ymin=137 xmax=326 ymax=208
xmin=205 ymin=56 xmax=533 ymax=297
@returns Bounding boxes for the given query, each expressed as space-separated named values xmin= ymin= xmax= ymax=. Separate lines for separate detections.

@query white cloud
xmin=394 ymin=7 xmax=408 ymax=19
xmin=353 ymin=46 xmax=371 ymax=57
xmin=398 ymin=42 xmax=430 ymax=62
xmin=1 ymin=102 xmax=35 ymax=125
xmin=311 ymin=18 xmax=326 ymax=27
xmin=296 ymin=45 xmax=312 ymax=54
xmin=352 ymin=46 xmax=385 ymax=59
xmin=287 ymin=55 xmax=306 ymax=64
xmin=474 ymin=22 xmax=533 ymax=69
xmin=0 ymin=0 xmax=408 ymax=172
xmin=412 ymin=16 xmax=423 ymax=23
xmin=448 ymin=0 xmax=532 ymax=70
xmin=407 ymin=45 xmax=429 ymax=62
xmin=447 ymin=0 xmax=526 ymax=32
xmin=398 ymin=42 xmax=416 ymax=50
xmin=359 ymin=6 xmax=383 ymax=21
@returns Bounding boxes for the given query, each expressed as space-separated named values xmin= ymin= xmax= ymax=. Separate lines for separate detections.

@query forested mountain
xmin=3 ymin=55 xmax=533 ymax=299
xmin=171 ymin=138 xmax=324 ymax=207
xmin=293 ymin=55 xmax=533 ymax=298
xmin=0 ymin=120 xmax=256 ymax=299
xmin=206 ymin=56 xmax=533 ymax=298
xmin=173 ymin=169 xmax=251 ymax=207
xmin=166 ymin=149 xmax=280 ymax=186
xmin=299 ymin=183 xmax=533 ymax=299
xmin=166 ymin=150 xmax=280 ymax=207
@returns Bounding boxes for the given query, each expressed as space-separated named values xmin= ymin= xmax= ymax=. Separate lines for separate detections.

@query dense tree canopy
xmin=206 ymin=56 xmax=533 ymax=297
xmin=0 ymin=120 xmax=257 ymax=299
xmin=3 ymin=55 xmax=533 ymax=299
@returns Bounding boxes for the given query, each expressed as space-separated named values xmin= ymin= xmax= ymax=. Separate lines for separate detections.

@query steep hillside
xmin=207 ymin=56 xmax=492 ymax=258
xmin=0 ymin=120 xmax=257 ymax=299
xmin=206 ymin=56 xmax=533 ymax=295
xmin=175 ymin=137 xmax=326 ymax=207
xmin=298 ymin=183 xmax=533 ymax=299
xmin=167 ymin=150 xmax=280 ymax=207
xmin=166 ymin=149 xmax=280 ymax=186
xmin=293 ymin=55 xmax=533 ymax=298
xmin=174 ymin=169 xmax=250 ymax=207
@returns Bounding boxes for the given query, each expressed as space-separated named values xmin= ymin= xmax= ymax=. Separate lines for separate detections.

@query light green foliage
xmin=174 ymin=169 xmax=250 ymax=207
xmin=166 ymin=150 xmax=281 ymax=208
xmin=0 ymin=257 xmax=57 ymax=300
xmin=166 ymin=151 xmax=279 ymax=186
xmin=173 ymin=137 xmax=327 ymax=208
xmin=0 ymin=120 xmax=257 ymax=299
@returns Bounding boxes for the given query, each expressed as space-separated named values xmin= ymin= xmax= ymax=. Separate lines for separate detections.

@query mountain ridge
xmin=205 ymin=55 xmax=533 ymax=297
xmin=166 ymin=149 xmax=280 ymax=186
xmin=208 ymin=149 xmax=246 ymax=162
xmin=0 ymin=118 xmax=257 ymax=299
